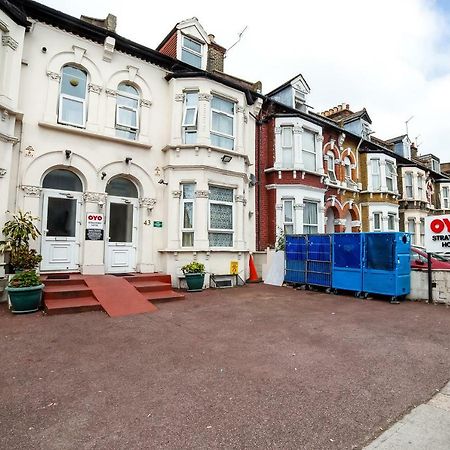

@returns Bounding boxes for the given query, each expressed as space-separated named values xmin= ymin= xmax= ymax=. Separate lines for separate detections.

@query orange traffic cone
xmin=247 ymin=253 xmax=262 ymax=283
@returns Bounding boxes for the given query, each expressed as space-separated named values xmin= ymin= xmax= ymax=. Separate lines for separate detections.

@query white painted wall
xmin=408 ymin=269 xmax=450 ymax=305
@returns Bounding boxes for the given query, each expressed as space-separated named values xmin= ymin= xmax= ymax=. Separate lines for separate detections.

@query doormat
xmin=46 ymin=274 xmax=71 ymax=280
xmin=111 ymin=273 xmax=134 ymax=277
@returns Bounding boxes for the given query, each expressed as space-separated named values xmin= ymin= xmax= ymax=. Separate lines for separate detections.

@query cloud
xmin=38 ymin=0 xmax=450 ymax=160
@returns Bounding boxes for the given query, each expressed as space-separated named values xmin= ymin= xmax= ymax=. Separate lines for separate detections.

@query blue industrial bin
xmin=362 ymin=232 xmax=411 ymax=300
xmin=285 ymin=235 xmax=307 ymax=284
xmin=332 ymin=233 xmax=363 ymax=293
xmin=306 ymin=234 xmax=332 ymax=288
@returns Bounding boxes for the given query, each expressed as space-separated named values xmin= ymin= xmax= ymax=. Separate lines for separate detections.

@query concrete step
xmin=44 ymin=285 xmax=94 ymax=300
xmin=44 ymin=296 xmax=101 ymax=315
xmin=145 ymin=291 xmax=185 ymax=303
xmin=129 ymin=281 xmax=172 ymax=293
xmin=123 ymin=273 xmax=172 ymax=284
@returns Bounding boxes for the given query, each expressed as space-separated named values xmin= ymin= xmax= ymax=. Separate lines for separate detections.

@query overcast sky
xmin=39 ymin=0 xmax=450 ymax=161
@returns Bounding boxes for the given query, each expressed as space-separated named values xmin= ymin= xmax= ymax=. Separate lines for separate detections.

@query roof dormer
xmin=157 ymin=18 xmax=226 ymax=72
xmin=267 ymin=74 xmax=311 ymax=112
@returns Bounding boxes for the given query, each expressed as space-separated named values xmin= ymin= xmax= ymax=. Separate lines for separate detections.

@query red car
xmin=410 ymin=246 xmax=450 ymax=270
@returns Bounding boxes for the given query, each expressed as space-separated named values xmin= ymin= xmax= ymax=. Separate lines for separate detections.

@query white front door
xmin=41 ymin=190 xmax=82 ymax=271
xmin=106 ymin=196 xmax=138 ymax=273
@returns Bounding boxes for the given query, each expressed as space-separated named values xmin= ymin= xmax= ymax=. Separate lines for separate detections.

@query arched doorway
xmin=325 ymin=208 xmax=335 ymax=233
xmin=105 ymin=177 xmax=139 ymax=273
xmin=41 ymin=169 xmax=83 ymax=271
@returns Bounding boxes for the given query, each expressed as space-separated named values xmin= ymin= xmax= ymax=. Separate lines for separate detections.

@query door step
xmin=45 ymin=296 xmax=102 ymax=315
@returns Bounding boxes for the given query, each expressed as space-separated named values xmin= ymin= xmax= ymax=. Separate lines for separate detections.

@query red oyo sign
xmin=425 ymin=215 xmax=450 ymax=253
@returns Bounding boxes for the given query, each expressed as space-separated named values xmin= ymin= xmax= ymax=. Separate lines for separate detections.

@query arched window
xmin=42 ymin=169 xmax=83 ymax=192
xmin=327 ymin=151 xmax=337 ymax=182
xmin=59 ymin=65 xmax=88 ymax=128
xmin=344 ymin=156 xmax=352 ymax=179
xmin=116 ymin=83 xmax=139 ymax=140
xmin=106 ymin=177 xmax=138 ymax=197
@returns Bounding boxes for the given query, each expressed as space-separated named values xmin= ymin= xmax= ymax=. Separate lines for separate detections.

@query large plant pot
xmin=185 ymin=273 xmax=205 ymax=292
xmin=6 ymin=284 xmax=44 ymax=314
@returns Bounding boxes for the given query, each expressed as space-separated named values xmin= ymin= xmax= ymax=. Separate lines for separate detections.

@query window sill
xmin=158 ymin=248 xmax=249 ymax=253
xmin=39 ymin=121 xmax=152 ymax=149
xmin=265 ymin=167 xmax=324 ymax=177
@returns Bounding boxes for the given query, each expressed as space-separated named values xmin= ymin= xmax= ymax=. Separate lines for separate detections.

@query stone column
xmin=171 ymin=93 xmax=184 ymax=146
xmin=275 ymin=203 xmax=283 ymax=237
xmin=139 ymin=98 xmax=151 ymax=142
xmin=104 ymin=88 xmax=117 ymax=137
xmin=167 ymin=190 xmax=181 ymax=250
xmin=236 ymin=105 xmax=245 ymax=153
xmin=0 ymin=34 xmax=18 ymax=99
xmin=293 ymin=126 xmax=303 ymax=170
xmin=316 ymin=135 xmax=325 ymax=174
xmin=43 ymin=71 xmax=61 ymax=123
xmin=235 ymin=193 xmax=246 ymax=250
xmin=195 ymin=188 xmax=210 ymax=250
xmin=197 ymin=93 xmax=212 ymax=146
xmin=138 ymin=197 xmax=157 ymax=272
xmin=86 ymin=83 xmax=102 ymax=132
xmin=274 ymin=127 xmax=282 ymax=169
xmin=294 ymin=203 xmax=303 ymax=234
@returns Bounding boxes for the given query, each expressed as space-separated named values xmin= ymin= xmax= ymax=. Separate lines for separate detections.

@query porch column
xmin=195 ymin=188 xmax=210 ymax=250
xmin=167 ymin=190 xmax=181 ymax=250
xmin=138 ymin=197 xmax=157 ymax=273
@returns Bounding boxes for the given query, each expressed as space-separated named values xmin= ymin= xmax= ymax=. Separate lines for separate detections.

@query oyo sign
xmin=424 ymin=215 xmax=450 ymax=253
xmin=86 ymin=213 xmax=104 ymax=230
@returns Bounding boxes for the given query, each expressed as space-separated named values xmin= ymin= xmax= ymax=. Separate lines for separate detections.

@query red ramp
xmin=84 ymin=275 xmax=158 ymax=317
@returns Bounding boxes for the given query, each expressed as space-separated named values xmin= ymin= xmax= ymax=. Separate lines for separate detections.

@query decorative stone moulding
xmin=88 ymin=83 xmax=102 ymax=94
xmin=140 ymin=99 xmax=151 ymax=108
xmin=103 ymin=36 xmax=115 ymax=62
xmin=174 ymin=94 xmax=185 ymax=102
xmin=46 ymin=71 xmax=61 ymax=81
xmin=25 ymin=145 xmax=35 ymax=157
xmin=236 ymin=106 xmax=245 ymax=113
xmin=105 ymin=89 xmax=117 ymax=97
xmin=21 ymin=185 xmax=41 ymax=197
xmin=0 ymin=168 xmax=6 ymax=177
xmin=139 ymin=198 xmax=157 ymax=209
xmin=1 ymin=109 xmax=8 ymax=121
xmin=195 ymin=190 xmax=209 ymax=198
xmin=198 ymin=93 xmax=213 ymax=102
xmin=2 ymin=35 xmax=18 ymax=50
xmin=83 ymin=192 xmax=106 ymax=203
xmin=172 ymin=190 xmax=182 ymax=198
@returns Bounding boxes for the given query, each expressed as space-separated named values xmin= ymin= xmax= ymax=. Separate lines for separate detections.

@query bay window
xmin=405 ymin=172 xmax=413 ymax=198
xmin=387 ymin=213 xmax=396 ymax=231
xmin=283 ymin=199 xmax=294 ymax=234
xmin=209 ymin=186 xmax=234 ymax=247
xmin=386 ymin=161 xmax=396 ymax=192
xmin=211 ymin=95 xmax=235 ymax=150
xmin=302 ymin=130 xmax=316 ymax=172
xmin=182 ymin=91 xmax=198 ymax=144
xmin=442 ymin=186 xmax=449 ymax=209
xmin=116 ymin=83 xmax=139 ymax=140
xmin=181 ymin=184 xmax=195 ymax=247
xmin=373 ymin=212 xmax=382 ymax=231
xmin=371 ymin=159 xmax=381 ymax=190
xmin=303 ymin=201 xmax=319 ymax=234
xmin=58 ymin=65 xmax=88 ymax=127
xmin=281 ymin=126 xmax=294 ymax=168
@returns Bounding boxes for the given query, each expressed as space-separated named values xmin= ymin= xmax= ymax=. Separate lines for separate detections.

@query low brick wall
xmin=408 ymin=269 xmax=450 ymax=305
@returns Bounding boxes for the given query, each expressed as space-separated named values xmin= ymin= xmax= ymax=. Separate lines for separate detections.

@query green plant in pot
xmin=1 ymin=211 xmax=44 ymax=313
xmin=181 ymin=261 xmax=205 ymax=292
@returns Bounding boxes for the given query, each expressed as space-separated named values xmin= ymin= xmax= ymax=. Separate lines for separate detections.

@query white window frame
xmin=371 ymin=159 xmax=381 ymax=191
xmin=407 ymin=218 xmax=415 ymax=241
xmin=420 ymin=218 xmax=425 ymax=246
xmin=281 ymin=126 xmax=294 ymax=168
xmin=181 ymin=35 xmax=203 ymax=68
xmin=302 ymin=129 xmax=317 ymax=172
xmin=387 ymin=213 xmax=396 ymax=231
xmin=432 ymin=159 xmax=440 ymax=173
xmin=182 ymin=91 xmax=199 ymax=144
xmin=210 ymin=95 xmax=235 ymax=150
xmin=442 ymin=186 xmax=449 ymax=209
xmin=180 ymin=183 xmax=195 ymax=247
xmin=405 ymin=172 xmax=413 ymax=198
xmin=208 ymin=185 xmax=234 ymax=247
xmin=417 ymin=175 xmax=424 ymax=200
xmin=282 ymin=199 xmax=295 ymax=234
xmin=373 ymin=212 xmax=382 ymax=231
xmin=327 ymin=152 xmax=337 ymax=182
xmin=303 ymin=200 xmax=319 ymax=234
xmin=115 ymin=84 xmax=140 ymax=140
xmin=58 ymin=66 xmax=88 ymax=128
xmin=385 ymin=161 xmax=396 ymax=192
xmin=344 ymin=156 xmax=352 ymax=180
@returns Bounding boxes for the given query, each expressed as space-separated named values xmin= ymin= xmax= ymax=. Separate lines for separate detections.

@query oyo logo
xmin=88 ymin=214 xmax=103 ymax=221
xmin=430 ymin=218 xmax=450 ymax=234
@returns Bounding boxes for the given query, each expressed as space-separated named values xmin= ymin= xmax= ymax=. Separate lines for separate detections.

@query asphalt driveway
xmin=1 ymin=284 xmax=449 ymax=449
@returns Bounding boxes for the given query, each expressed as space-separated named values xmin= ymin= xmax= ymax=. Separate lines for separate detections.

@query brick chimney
xmin=321 ymin=103 xmax=352 ymax=121
xmin=80 ymin=13 xmax=117 ymax=32
xmin=206 ymin=34 xmax=226 ymax=72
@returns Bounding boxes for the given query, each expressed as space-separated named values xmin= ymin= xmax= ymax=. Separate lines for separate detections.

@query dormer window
xmin=294 ymin=91 xmax=306 ymax=110
xmin=432 ymin=159 xmax=440 ymax=173
xmin=181 ymin=36 xmax=203 ymax=69
xmin=361 ymin=121 xmax=372 ymax=139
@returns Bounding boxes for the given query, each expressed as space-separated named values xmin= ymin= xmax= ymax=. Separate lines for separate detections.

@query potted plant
xmin=181 ymin=261 xmax=205 ymax=292
xmin=1 ymin=211 xmax=44 ymax=313
xmin=6 ymin=270 xmax=44 ymax=313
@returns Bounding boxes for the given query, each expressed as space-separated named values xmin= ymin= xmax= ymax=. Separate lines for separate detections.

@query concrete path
xmin=365 ymin=382 xmax=450 ymax=449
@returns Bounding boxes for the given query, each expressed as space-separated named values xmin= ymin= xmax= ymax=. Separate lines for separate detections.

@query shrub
xmin=8 ymin=270 xmax=42 ymax=288
xmin=181 ymin=261 xmax=205 ymax=274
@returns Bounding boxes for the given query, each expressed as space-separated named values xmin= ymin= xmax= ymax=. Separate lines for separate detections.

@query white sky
xmin=39 ymin=0 xmax=450 ymax=161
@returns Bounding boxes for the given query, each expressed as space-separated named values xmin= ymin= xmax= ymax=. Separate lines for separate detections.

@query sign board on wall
xmin=86 ymin=213 xmax=104 ymax=241
xmin=230 ymin=260 xmax=238 ymax=274
xmin=424 ymin=215 xmax=450 ymax=253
